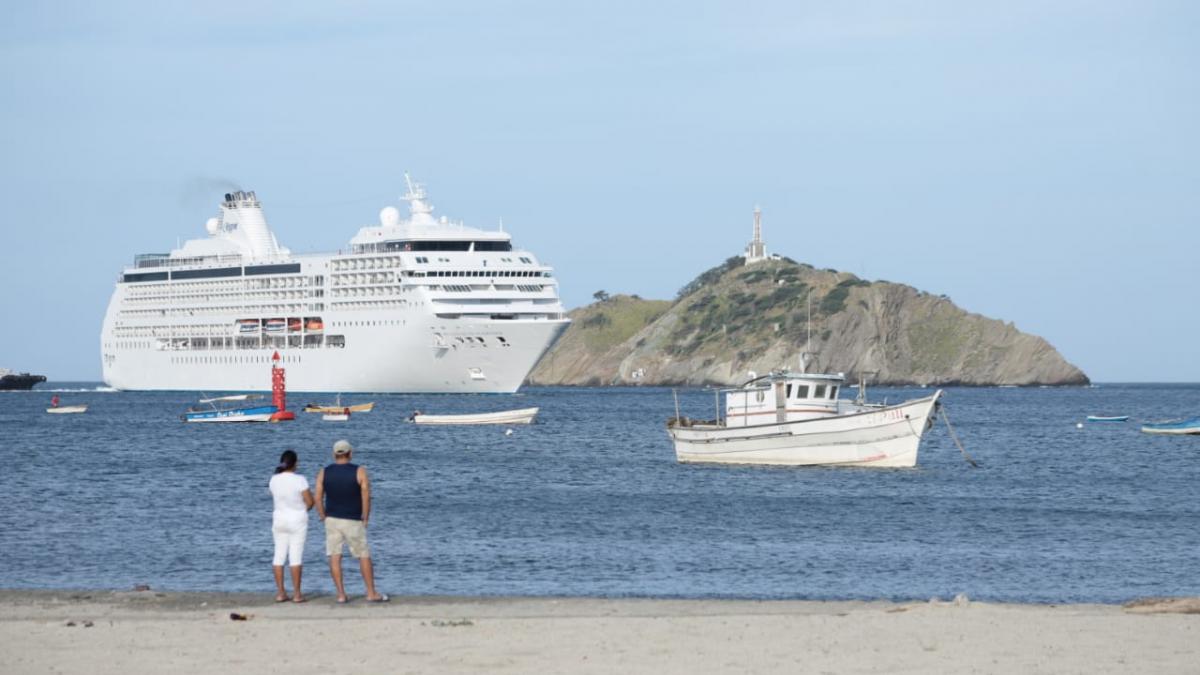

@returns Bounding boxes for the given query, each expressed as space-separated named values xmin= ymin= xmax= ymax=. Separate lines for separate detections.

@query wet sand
xmin=0 ymin=590 xmax=1196 ymax=674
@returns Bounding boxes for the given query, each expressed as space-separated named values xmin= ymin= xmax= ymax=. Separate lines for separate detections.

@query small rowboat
xmin=322 ymin=410 xmax=351 ymax=422
xmin=1141 ymin=416 xmax=1200 ymax=436
xmin=410 ymin=407 xmax=539 ymax=426
xmin=1086 ymin=415 xmax=1129 ymax=423
xmin=47 ymin=405 xmax=88 ymax=414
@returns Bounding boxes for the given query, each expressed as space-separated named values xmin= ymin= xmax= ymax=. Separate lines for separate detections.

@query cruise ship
xmin=100 ymin=177 xmax=569 ymax=392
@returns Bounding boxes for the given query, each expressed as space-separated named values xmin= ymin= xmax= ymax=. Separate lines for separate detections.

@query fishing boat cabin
xmin=724 ymin=372 xmax=846 ymax=427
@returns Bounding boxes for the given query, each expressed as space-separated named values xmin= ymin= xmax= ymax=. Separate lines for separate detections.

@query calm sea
xmin=1 ymin=383 xmax=1197 ymax=603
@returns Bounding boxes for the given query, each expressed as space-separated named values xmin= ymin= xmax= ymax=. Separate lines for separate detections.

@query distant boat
xmin=1086 ymin=415 xmax=1129 ymax=423
xmin=1 ymin=368 xmax=47 ymax=391
xmin=47 ymin=405 xmax=88 ymax=414
xmin=183 ymin=394 xmax=277 ymax=423
xmin=322 ymin=410 xmax=351 ymax=422
xmin=303 ymin=395 xmax=374 ymax=414
xmin=1141 ymin=417 xmax=1200 ymax=436
xmin=410 ymin=407 xmax=539 ymax=425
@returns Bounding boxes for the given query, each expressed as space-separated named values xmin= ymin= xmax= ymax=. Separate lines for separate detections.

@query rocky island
xmin=529 ymin=255 xmax=1088 ymax=387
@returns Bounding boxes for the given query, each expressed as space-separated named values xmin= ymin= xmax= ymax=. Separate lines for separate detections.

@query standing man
xmin=314 ymin=439 xmax=388 ymax=603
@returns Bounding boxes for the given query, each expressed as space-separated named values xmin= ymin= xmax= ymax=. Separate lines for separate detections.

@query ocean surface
xmin=1 ymin=383 xmax=1197 ymax=603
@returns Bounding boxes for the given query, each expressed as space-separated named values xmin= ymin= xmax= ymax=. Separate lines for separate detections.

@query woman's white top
xmin=269 ymin=472 xmax=310 ymax=518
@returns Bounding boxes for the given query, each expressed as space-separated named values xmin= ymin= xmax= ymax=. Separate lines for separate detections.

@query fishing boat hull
xmin=46 ymin=405 xmax=88 ymax=414
xmin=668 ymin=392 xmax=942 ymax=468
xmin=304 ymin=402 xmax=374 ymax=414
xmin=322 ymin=412 xmax=350 ymax=421
xmin=411 ymin=407 xmax=539 ymax=425
xmin=1141 ymin=417 xmax=1200 ymax=435
xmin=183 ymin=405 xmax=278 ymax=423
xmin=1086 ymin=415 xmax=1129 ymax=423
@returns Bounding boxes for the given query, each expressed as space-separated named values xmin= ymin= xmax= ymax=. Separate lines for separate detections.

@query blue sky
xmin=1 ymin=1 xmax=1196 ymax=381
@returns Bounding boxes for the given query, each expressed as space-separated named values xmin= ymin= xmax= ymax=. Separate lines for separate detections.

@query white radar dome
xmin=380 ymin=206 xmax=401 ymax=227
xmin=205 ymin=217 xmax=220 ymax=235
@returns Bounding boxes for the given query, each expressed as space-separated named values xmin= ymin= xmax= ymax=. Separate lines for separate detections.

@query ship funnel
xmin=220 ymin=189 xmax=281 ymax=259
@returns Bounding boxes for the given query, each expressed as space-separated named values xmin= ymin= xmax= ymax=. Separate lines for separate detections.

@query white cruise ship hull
xmin=103 ymin=318 xmax=566 ymax=393
xmin=668 ymin=391 xmax=942 ymax=468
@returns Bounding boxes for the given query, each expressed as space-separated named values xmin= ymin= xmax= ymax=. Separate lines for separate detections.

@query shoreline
xmin=2 ymin=590 xmax=1196 ymax=674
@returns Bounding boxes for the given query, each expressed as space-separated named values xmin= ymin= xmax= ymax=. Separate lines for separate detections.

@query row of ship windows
xmin=125 ymin=290 xmax=320 ymax=304
xmin=119 ymin=304 xmax=321 ymax=318
xmin=124 ymin=276 xmax=323 ymax=295
xmin=170 ymin=354 xmax=309 ymax=365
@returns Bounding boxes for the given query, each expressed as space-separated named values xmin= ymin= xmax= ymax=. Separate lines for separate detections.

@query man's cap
xmin=333 ymin=439 xmax=353 ymax=456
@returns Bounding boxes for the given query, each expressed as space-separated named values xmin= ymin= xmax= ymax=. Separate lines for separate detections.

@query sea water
xmin=1 ymin=384 xmax=1197 ymax=603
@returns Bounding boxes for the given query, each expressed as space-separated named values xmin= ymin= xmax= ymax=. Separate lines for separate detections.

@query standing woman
xmin=269 ymin=449 xmax=314 ymax=602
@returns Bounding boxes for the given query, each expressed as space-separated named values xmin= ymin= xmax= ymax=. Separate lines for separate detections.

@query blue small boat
xmin=1086 ymin=415 xmax=1129 ymax=423
xmin=1141 ymin=416 xmax=1200 ymax=436
xmin=183 ymin=395 xmax=277 ymax=423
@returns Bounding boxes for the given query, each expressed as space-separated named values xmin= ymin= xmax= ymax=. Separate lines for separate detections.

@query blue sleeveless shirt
xmin=322 ymin=463 xmax=362 ymax=520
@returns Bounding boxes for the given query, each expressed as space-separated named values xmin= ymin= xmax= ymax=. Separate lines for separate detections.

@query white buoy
xmin=505 ymin=428 xmax=514 ymax=436
xmin=1076 ymin=422 xmax=1084 ymax=429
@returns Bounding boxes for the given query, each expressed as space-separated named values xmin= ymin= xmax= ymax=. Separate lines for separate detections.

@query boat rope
xmin=939 ymin=405 xmax=979 ymax=468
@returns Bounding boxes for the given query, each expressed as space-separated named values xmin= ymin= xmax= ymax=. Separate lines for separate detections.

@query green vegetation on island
xmin=529 ymin=257 xmax=1088 ymax=387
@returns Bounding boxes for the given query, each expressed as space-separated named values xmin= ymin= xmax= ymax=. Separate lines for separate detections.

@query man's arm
xmin=359 ymin=466 xmax=371 ymax=527
xmin=314 ymin=468 xmax=326 ymax=520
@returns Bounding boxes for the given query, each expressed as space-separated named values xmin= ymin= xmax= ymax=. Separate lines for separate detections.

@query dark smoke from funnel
xmin=178 ymin=176 xmax=242 ymax=209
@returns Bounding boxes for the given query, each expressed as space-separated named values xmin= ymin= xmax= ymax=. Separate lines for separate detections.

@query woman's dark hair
xmin=275 ymin=449 xmax=298 ymax=474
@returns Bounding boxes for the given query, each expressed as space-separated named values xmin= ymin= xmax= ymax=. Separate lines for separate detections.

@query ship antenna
xmin=799 ymin=296 xmax=811 ymax=374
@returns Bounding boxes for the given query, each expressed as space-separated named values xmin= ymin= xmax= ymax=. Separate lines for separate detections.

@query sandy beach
xmin=0 ymin=590 xmax=1196 ymax=674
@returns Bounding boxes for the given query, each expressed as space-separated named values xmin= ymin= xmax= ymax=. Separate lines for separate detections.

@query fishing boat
xmin=409 ymin=407 xmax=539 ymax=425
xmin=1141 ymin=417 xmax=1200 ymax=436
xmin=1086 ymin=415 xmax=1129 ymax=423
xmin=46 ymin=405 xmax=88 ymax=414
xmin=303 ymin=394 xmax=375 ymax=414
xmin=182 ymin=394 xmax=277 ymax=423
xmin=666 ymin=367 xmax=942 ymax=468
xmin=322 ymin=410 xmax=351 ymax=422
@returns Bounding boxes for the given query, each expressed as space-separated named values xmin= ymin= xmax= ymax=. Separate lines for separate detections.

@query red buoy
xmin=268 ymin=351 xmax=295 ymax=422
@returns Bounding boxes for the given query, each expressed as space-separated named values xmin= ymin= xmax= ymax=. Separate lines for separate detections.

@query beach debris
xmin=65 ymin=621 xmax=76 ymax=627
xmin=83 ymin=620 xmax=94 ymax=628
xmin=953 ymin=593 xmax=970 ymax=607
xmin=229 ymin=612 xmax=250 ymax=621
xmin=429 ymin=618 xmax=474 ymax=627
xmin=1123 ymin=597 xmax=1200 ymax=614
xmin=132 ymin=584 xmax=151 ymax=592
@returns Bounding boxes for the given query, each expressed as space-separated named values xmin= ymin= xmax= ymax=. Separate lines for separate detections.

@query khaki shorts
xmin=324 ymin=516 xmax=370 ymax=558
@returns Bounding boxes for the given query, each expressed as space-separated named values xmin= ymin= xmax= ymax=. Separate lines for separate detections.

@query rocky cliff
xmin=529 ymin=257 xmax=1088 ymax=387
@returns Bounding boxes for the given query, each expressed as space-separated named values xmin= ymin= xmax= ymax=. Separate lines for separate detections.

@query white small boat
xmin=667 ymin=369 xmax=942 ymax=468
xmin=410 ymin=407 xmax=539 ymax=425
xmin=322 ymin=411 xmax=351 ymax=422
xmin=47 ymin=405 xmax=88 ymax=414
xmin=1086 ymin=415 xmax=1129 ymax=423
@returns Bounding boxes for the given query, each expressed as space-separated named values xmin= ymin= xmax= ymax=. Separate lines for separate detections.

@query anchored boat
xmin=1086 ymin=415 xmax=1129 ymax=423
xmin=1141 ymin=417 xmax=1200 ymax=436
xmin=182 ymin=394 xmax=277 ymax=423
xmin=303 ymin=395 xmax=375 ymax=414
xmin=667 ymin=370 xmax=942 ymax=468
xmin=410 ymin=407 xmax=539 ymax=425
